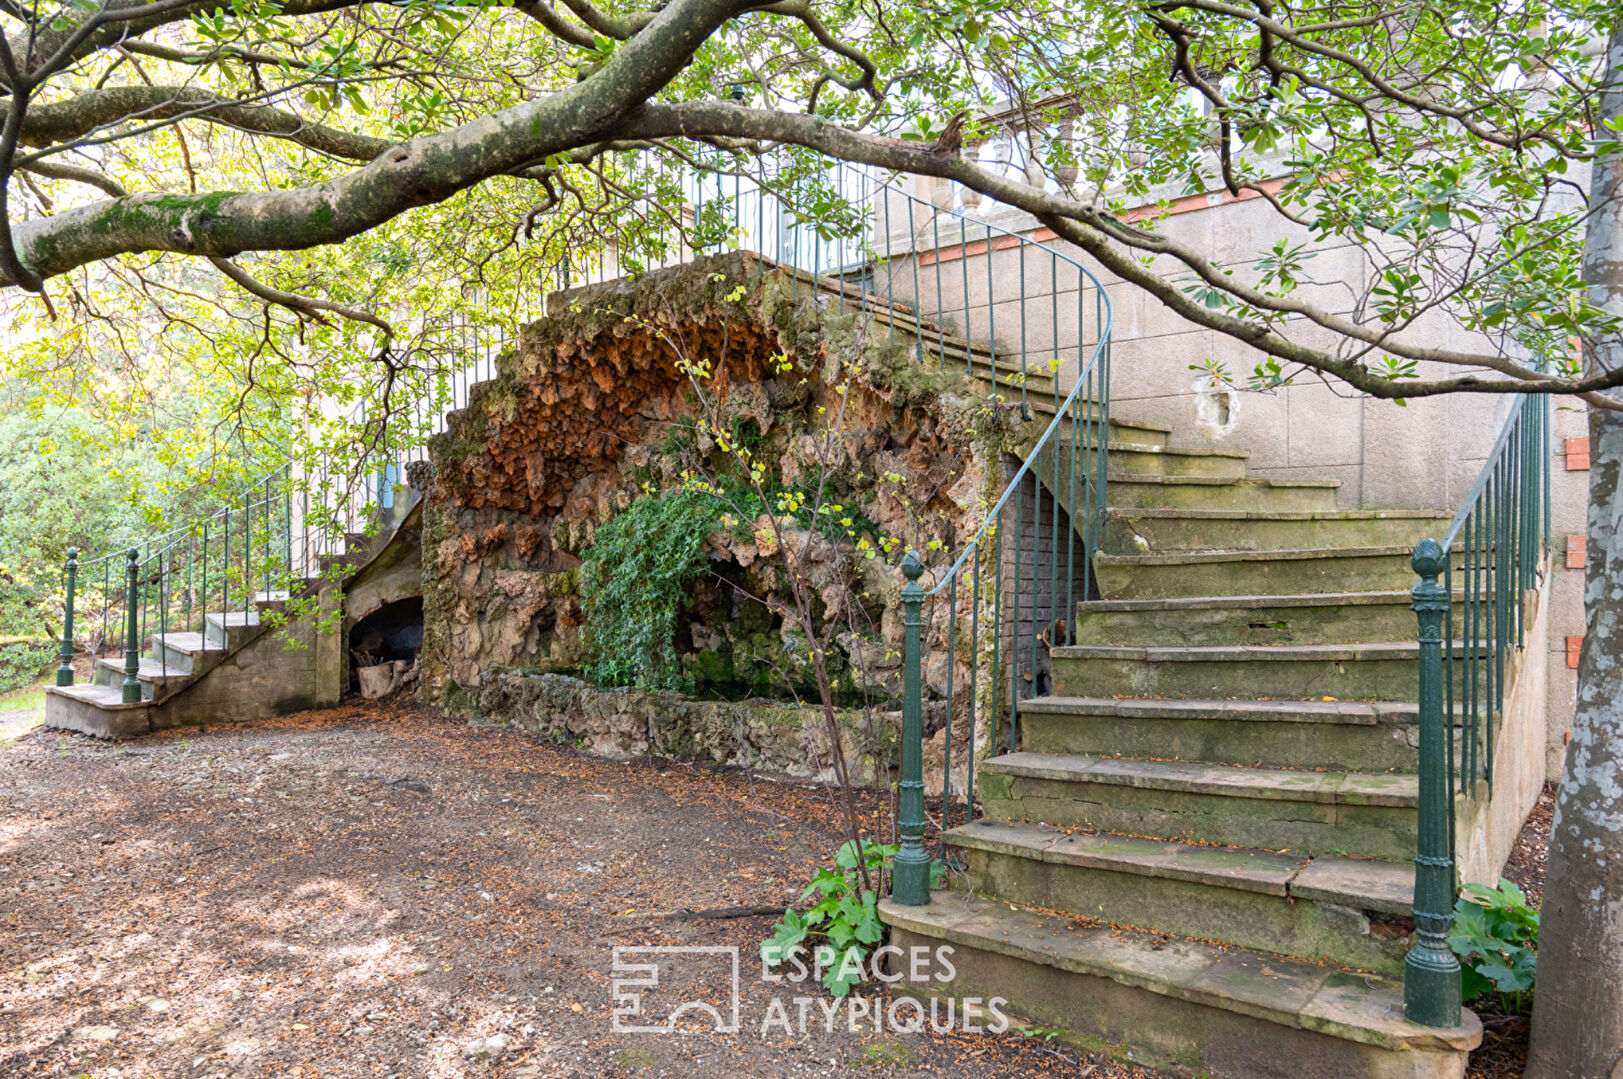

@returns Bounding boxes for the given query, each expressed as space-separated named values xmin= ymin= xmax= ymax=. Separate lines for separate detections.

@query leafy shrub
xmin=761 ymin=840 xmax=945 ymax=997
xmin=580 ymin=488 xmax=721 ymax=689
xmin=0 ymin=637 xmax=55 ymax=693
xmin=1449 ymin=879 xmax=1538 ymax=1012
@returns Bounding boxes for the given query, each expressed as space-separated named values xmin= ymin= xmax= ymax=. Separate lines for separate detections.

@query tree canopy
xmin=1 ymin=0 xmax=1619 ymax=436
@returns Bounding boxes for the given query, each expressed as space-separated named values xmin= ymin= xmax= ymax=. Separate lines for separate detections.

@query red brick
xmin=1566 ymin=436 xmax=1591 ymax=470
xmin=1568 ymin=534 xmax=1587 ymax=570
xmin=1568 ymin=635 xmax=1584 ymax=669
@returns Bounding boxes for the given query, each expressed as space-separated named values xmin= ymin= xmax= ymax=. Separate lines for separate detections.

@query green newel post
xmin=1405 ymin=538 xmax=1462 ymax=1027
xmin=56 ymin=548 xmax=78 ymax=686
xmin=892 ymin=551 xmax=931 ymax=906
xmin=122 ymin=549 xmax=142 ymax=705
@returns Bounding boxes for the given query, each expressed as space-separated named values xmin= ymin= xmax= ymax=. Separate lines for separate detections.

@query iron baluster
xmin=1405 ymin=539 xmax=1463 ymax=1027
xmin=942 ymin=578 xmax=956 ymax=840
xmin=892 ymin=552 xmax=931 ymax=905
xmin=966 ymin=547 xmax=981 ymax=820
xmin=122 ymin=549 xmax=142 ymax=704
xmin=56 ymin=548 xmax=78 ymax=686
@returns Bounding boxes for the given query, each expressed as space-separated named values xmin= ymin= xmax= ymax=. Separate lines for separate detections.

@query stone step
xmin=1017 ymin=696 xmax=1423 ymax=773
xmin=1072 ymin=591 xmax=1448 ymax=647
xmin=1093 ymin=545 xmax=1455 ymax=601
xmin=959 ymin=355 xmax=1059 ymax=396
xmin=1014 ymin=399 xmax=1172 ymax=449
xmin=1106 ymin=474 xmax=1341 ymax=512
xmin=1050 ymin=641 xmax=1481 ymax=701
xmin=43 ymin=684 xmax=153 ymax=739
xmin=1006 ymin=404 xmax=1171 ymax=454
xmin=947 ymin=819 xmax=1413 ymax=974
xmin=1103 ymin=508 xmax=1453 ymax=554
xmin=204 ymin=609 xmax=263 ymax=649
xmin=1030 ymin=440 xmax=1250 ymax=480
xmin=978 ymin=752 xmax=1418 ymax=860
xmin=151 ymin=631 xmax=227 ymax=675
xmin=879 ymin=893 xmax=1479 ymax=1079
xmin=91 ymin=657 xmax=194 ymax=701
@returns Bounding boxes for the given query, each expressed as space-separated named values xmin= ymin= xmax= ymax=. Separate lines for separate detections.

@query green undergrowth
xmin=1450 ymin=879 xmax=1538 ymax=1014
xmin=0 ymin=638 xmax=54 ymax=694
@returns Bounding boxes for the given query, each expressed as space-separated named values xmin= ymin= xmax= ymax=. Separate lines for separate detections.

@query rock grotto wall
xmin=420 ymin=253 xmax=1016 ymax=778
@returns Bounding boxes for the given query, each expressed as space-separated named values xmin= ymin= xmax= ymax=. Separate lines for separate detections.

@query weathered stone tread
xmin=1106 ymin=508 xmax=1451 ymax=523
xmin=1079 ymin=590 xmax=1430 ymax=614
xmin=153 ymin=631 xmax=225 ymax=655
xmin=1109 ymin=473 xmax=1341 ymax=489
xmin=950 ymin=818 xmax=1305 ymax=895
xmin=1054 ymin=641 xmax=1472 ymax=663
xmin=95 ymin=657 xmax=191 ymax=683
xmin=1016 ymin=695 xmax=1411 ymax=726
xmin=879 ymin=893 xmax=1480 ymax=1053
xmin=1097 ymin=544 xmax=1425 ymax=567
xmin=47 ymin=683 xmax=146 ymax=709
xmin=948 ymin=818 xmax=1413 ymax=911
xmin=1098 ymin=441 xmax=1249 ymax=459
xmin=984 ymin=752 xmax=1419 ymax=807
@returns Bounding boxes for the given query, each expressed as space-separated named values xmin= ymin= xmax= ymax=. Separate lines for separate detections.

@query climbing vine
xmin=579 ymin=488 xmax=723 ymax=690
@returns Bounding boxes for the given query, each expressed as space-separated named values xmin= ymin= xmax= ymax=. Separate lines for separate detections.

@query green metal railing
xmin=1405 ymin=393 xmax=1550 ymax=1026
xmin=54 ymin=465 xmax=303 ymax=696
xmin=891 ymin=212 xmax=1114 ymax=906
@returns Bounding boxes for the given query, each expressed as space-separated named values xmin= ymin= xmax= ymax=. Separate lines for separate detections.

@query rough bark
xmin=1525 ymin=20 xmax=1623 ymax=1079
xmin=1 ymin=0 xmax=755 ymax=283
xmin=19 ymin=86 xmax=394 ymax=162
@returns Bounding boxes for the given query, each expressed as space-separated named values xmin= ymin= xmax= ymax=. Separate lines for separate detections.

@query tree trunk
xmin=1525 ymin=21 xmax=1623 ymax=1079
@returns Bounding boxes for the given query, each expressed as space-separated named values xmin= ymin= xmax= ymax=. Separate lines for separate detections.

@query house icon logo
xmin=610 ymin=946 xmax=742 ymax=1034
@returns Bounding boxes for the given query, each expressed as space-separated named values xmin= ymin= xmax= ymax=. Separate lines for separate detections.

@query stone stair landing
xmin=883 ymin=413 xmax=1480 ymax=1078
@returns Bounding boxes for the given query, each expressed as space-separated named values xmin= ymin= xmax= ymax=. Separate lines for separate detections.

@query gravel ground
xmin=0 ymin=702 xmax=1148 ymax=1079
xmin=0 ymin=702 xmax=1558 ymax=1078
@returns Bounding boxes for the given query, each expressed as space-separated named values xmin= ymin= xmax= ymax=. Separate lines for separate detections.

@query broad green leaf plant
xmin=762 ymin=840 xmax=945 ymax=997
xmin=1449 ymin=879 xmax=1539 ymax=1014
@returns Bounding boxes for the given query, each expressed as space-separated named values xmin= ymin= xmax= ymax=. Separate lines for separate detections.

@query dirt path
xmin=0 ymin=703 xmax=1141 ymax=1079
xmin=0 ymin=702 xmax=1555 ymax=1078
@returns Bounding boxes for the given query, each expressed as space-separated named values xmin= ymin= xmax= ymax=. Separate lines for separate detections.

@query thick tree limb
xmin=618 ymin=103 xmax=1623 ymax=404
xmin=20 ymin=85 xmax=395 ymax=162
xmin=6 ymin=74 xmax=1619 ymax=405
xmin=0 ymin=0 xmax=761 ymax=284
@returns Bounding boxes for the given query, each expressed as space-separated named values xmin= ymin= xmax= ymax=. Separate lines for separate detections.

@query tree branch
xmin=0 ymin=0 xmax=761 ymax=283
xmin=509 ymin=0 xmax=597 ymax=49
xmin=19 ymin=158 xmax=128 ymax=196
xmin=20 ymin=84 xmax=395 ymax=162
xmin=207 ymin=255 xmax=392 ymax=333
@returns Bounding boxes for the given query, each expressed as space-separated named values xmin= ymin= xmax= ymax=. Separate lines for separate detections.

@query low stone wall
xmin=447 ymin=667 xmax=906 ymax=786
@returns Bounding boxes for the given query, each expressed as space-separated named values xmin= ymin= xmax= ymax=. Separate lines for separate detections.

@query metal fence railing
xmin=1403 ymin=392 xmax=1550 ymax=1027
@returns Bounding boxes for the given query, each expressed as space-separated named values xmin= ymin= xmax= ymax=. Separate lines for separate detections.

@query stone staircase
xmin=42 ymin=502 xmax=420 ymax=740
xmin=882 ymin=416 xmax=1485 ymax=1078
